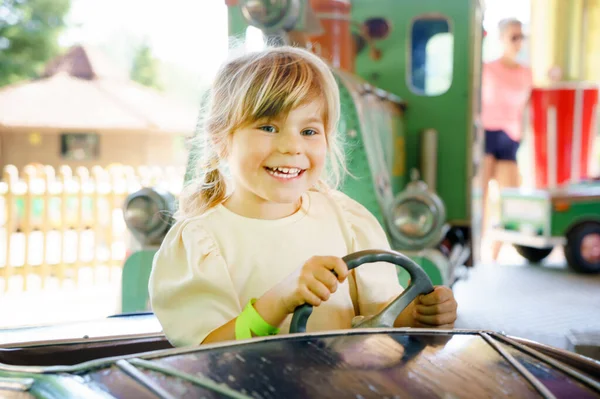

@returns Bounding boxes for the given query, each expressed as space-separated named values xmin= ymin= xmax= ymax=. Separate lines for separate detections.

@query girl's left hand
xmin=412 ymin=286 xmax=457 ymax=328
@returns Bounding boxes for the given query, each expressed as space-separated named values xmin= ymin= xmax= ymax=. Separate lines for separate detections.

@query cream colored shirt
xmin=149 ymin=189 xmax=404 ymax=347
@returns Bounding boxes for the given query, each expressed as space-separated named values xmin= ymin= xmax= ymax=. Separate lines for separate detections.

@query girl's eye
xmin=259 ymin=125 xmax=277 ymax=133
xmin=302 ymin=129 xmax=318 ymax=136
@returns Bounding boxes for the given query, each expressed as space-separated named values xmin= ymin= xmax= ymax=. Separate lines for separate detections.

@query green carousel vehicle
xmin=121 ymin=0 xmax=483 ymax=313
xmin=493 ymin=179 xmax=600 ymax=273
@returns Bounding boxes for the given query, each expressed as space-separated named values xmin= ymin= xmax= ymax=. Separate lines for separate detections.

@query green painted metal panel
xmin=352 ymin=0 xmax=480 ymax=224
xmin=227 ymin=6 xmax=248 ymax=40
xmin=335 ymin=76 xmax=386 ymax=224
xmin=551 ymin=202 xmax=600 ymax=236
xmin=121 ymin=249 xmax=158 ymax=313
xmin=398 ymin=255 xmax=444 ymax=287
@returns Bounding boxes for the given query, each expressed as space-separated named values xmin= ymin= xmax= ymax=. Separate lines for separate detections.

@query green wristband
xmin=235 ymin=298 xmax=279 ymax=340
xmin=235 ymin=314 xmax=252 ymax=340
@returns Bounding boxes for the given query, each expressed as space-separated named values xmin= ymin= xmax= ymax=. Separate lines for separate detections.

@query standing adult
xmin=480 ymin=18 xmax=533 ymax=261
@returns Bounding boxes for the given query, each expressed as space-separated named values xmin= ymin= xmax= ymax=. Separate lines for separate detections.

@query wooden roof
xmin=0 ymin=45 xmax=198 ymax=134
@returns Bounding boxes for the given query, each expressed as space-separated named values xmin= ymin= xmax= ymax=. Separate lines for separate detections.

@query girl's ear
xmin=215 ymin=133 xmax=232 ymax=160
xmin=208 ymin=130 xmax=230 ymax=160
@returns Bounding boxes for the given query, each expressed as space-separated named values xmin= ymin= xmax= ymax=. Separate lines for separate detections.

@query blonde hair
xmin=498 ymin=18 xmax=522 ymax=35
xmin=176 ymin=45 xmax=345 ymax=220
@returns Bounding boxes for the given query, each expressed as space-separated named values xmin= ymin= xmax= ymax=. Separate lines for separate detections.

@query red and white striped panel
xmin=530 ymin=83 xmax=598 ymax=189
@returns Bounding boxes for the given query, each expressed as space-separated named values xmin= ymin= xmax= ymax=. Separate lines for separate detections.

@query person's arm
xmin=204 ymin=255 xmax=350 ymax=344
xmin=202 ymin=290 xmax=288 ymax=344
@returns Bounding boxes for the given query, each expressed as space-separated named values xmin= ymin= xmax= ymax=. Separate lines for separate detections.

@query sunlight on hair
xmin=245 ymin=26 xmax=266 ymax=52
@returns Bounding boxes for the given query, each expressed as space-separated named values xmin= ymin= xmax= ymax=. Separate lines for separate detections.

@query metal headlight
xmin=392 ymin=199 xmax=436 ymax=238
xmin=240 ymin=0 xmax=301 ymax=33
xmin=387 ymin=178 xmax=447 ymax=250
xmin=123 ymin=188 xmax=176 ymax=246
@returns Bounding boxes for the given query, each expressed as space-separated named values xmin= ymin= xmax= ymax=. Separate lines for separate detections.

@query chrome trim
xmin=0 ymin=328 xmax=485 ymax=374
xmin=0 ymin=377 xmax=34 ymax=391
xmin=0 ymin=332 xmax=165 ymax=349
xmin=479 ymin=333 xmax=557 ymax=399
xmin=115 ymin=359 xmax=176 ymax=399
xmin=492 ymin=333 xmax=600 ymax=393
xmin=130 ymin=358 xmax=251 ymax=399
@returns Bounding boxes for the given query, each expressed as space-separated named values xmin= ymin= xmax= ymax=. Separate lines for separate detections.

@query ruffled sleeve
xmin=330 ymin=190 xmax=405 ymax=317
xmin=148 ymin=218 xmax=240 ymax=347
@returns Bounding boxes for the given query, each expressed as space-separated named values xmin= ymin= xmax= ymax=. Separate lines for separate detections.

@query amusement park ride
xmin=1 ymin=1 xmax=599 ymax=398
xmin=119 ymin=0 xmax=600 ymax=314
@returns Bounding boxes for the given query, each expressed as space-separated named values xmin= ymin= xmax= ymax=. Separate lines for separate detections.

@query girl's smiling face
xmin=225 ymin=100 xmax=328 ymax=218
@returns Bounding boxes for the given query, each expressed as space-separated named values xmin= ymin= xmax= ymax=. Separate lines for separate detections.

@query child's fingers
xmin=306 ymin=279 xmax=333 ymax=302
xmin=314 ymin=267 xmax=339 ymax=293
xmin=418 ymin=286 xmax=454 ymax=306
xmin=320 ymin=256 xmax=349 ymax=281
xmin=415 ymin=299 xmax=457 ymax=316
xmin=300 ymin=286 xmax=323 ymax=307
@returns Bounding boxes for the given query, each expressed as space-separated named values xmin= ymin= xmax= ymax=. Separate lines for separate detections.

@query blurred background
xmin=0 ymin=0 xmax=599 ymax=357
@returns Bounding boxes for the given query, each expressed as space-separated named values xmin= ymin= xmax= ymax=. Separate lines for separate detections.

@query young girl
xmin=149 ymin=46 xmax=458 ymax=347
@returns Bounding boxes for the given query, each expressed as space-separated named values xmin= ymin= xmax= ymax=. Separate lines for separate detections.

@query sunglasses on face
xmin=511 ymin=34 xmax=525 ymax=42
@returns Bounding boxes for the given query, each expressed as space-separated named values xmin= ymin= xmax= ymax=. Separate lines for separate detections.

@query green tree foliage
xmin=130 ymin=41 xmax=162 ymax=91
xmin=0 ymin=0 xmax=71 ymax=87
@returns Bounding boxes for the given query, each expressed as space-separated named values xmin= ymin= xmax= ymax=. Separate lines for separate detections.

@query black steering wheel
xmin=289 ymin=249 xmax=435 ymax=334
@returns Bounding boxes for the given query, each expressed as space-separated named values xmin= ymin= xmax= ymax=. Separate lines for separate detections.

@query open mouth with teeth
xmin=264 ymin=166 xmax=306 ymax=179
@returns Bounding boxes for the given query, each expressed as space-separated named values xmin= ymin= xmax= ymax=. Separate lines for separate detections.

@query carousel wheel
xmin=564 ymin=221 xmax=600 ymax=274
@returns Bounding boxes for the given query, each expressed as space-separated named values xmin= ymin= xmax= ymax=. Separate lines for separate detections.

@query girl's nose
xmin=277 ymin=131 xmax=302 ymax=154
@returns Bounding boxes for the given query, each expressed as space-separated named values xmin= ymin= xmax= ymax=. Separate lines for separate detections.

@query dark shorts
xmin=484 ymin=129 xmax=520 ymax=162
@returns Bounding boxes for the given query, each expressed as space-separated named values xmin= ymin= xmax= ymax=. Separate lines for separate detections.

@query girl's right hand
xmin=276 ymin=256 xmax=349 ymax=314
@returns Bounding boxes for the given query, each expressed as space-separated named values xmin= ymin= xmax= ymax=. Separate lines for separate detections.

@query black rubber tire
xmin=514 ymin=244 xmax=554 ymax=263
xmin=564 ymin=222 xmax=600 ymax=274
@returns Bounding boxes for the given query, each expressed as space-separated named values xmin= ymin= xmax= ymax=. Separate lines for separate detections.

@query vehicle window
xmin=409 ymin=16 xmax=454 ymax=96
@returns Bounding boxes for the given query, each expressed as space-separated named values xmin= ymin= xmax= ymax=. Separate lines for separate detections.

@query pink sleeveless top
xmin=481 ymin=59 xmax=533 ymax=141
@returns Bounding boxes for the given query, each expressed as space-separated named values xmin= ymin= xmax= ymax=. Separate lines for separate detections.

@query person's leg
xmin=482 ymin=156 xmax=497 ymax=234
xmin=481 ymin=130 xmax=499 ymax=262
xmin=490 ymin=132 xmax=521 ymax=261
